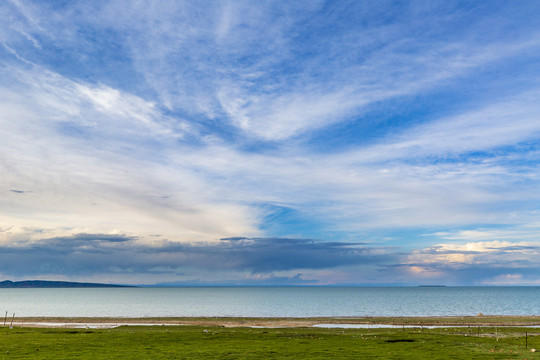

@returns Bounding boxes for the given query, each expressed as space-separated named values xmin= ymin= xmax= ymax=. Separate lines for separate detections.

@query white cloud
xmin=0 ymin=65 xmax=261 ymax=243
xmin=218 ymin=86 xmax=364 ymax=140
xmin=408 ymin=240 xmax=540 ymax=268
xmin=430 ymin=226 xmax=540 ymax=242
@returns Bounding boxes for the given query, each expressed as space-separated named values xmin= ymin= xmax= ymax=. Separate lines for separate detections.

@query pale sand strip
xmin=6 ymin=316 xmax=540 ymax=329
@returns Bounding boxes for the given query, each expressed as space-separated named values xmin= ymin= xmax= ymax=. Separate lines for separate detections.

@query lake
xmin=0 ymin=287 xmax=538 ymax=318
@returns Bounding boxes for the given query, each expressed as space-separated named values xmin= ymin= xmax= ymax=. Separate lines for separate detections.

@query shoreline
xmin=8 ymin=315 xmax=540 ymax=328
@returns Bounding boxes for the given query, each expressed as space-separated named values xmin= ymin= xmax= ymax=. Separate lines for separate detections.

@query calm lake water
xmin=0 ymin=287 xmax=538 ymax=318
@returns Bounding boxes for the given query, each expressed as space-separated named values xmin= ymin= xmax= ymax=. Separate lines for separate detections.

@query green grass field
xmin=0 ymin=325 xmax=538 ymax=359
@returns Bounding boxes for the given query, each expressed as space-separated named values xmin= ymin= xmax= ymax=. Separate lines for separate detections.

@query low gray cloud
xmin=152 ymin=273 xmax=313 ymax=287
xmin=485 ymin=245 xmax=540 ymax=251
xmin=51 ymin=233 xmax=136 ymax=244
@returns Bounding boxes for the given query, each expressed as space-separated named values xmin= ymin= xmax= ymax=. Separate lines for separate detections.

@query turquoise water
xmin=0 ymin=287 xmax=538 ymax=317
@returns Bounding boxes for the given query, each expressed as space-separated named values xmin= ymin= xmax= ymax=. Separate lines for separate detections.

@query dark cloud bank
xmin=1 ymin=234 xmax=536 ymax=285
xmin=0 ymin=234 xmax=395 ymax=281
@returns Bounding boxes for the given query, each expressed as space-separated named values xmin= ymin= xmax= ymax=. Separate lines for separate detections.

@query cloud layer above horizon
xmin=1 ymin=0 xmax=540 ymax=285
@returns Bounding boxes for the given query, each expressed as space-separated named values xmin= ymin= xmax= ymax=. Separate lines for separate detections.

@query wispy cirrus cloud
xmin=0 ymin=65 xmax=259 ymax=243
xmin=217 ymin=36 xmax=540 ymax=141
xmin=1 ymin=58 xmax=539 ymax=243
xmin=358 ymin=91 xmax=540 ymax=162
xmin=8 ymin=1 xmax=538 ymax=141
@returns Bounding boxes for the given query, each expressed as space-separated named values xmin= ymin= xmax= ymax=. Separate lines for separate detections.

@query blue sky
xmin=1 ymin=0 xmax=540 ymax=285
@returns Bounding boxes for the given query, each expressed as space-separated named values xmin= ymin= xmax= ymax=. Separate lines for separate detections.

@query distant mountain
xmin=0 ymin=280 xmax=132 ymax=288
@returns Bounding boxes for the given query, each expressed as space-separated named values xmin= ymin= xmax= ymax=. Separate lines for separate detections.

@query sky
xmin=1 ymin=0 xmax=540 ymax=286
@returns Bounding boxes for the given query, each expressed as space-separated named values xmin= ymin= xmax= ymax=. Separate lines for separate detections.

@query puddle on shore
xmin=314 ymin=324 xmax=540 ymax=329
xmin=10 ymin=322 xmax=540 ymax=329
xmin=13 ymin=322 xmax=180 ymax=329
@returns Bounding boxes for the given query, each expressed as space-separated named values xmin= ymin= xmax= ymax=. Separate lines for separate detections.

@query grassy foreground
xmin=0 ymin=324 xmax=539 ymax=359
